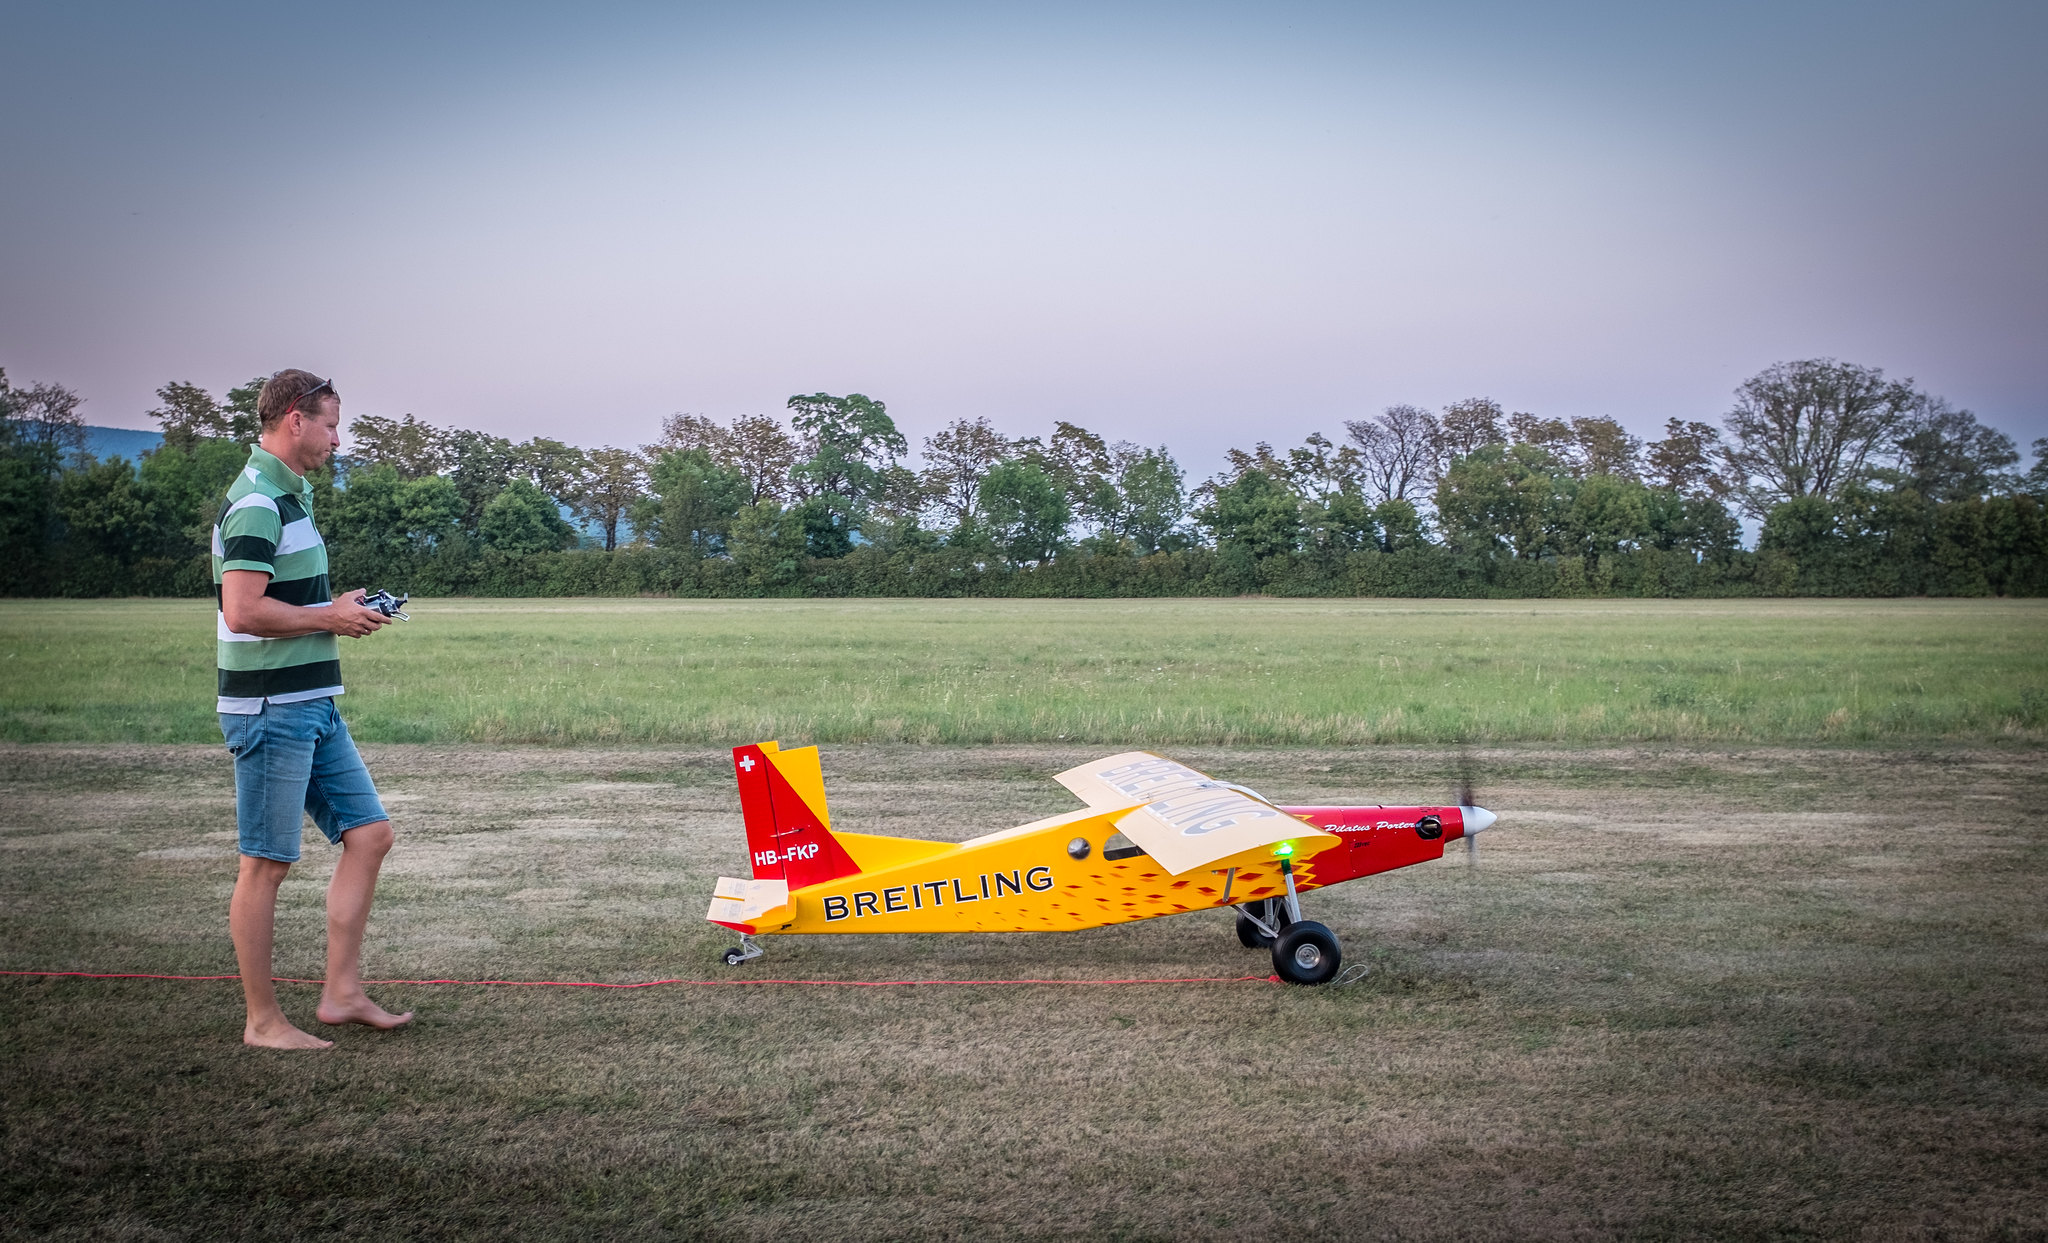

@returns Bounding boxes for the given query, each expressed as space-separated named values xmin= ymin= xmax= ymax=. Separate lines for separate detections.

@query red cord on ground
xmin=2 ymin=968 xmax=1279 ymax=988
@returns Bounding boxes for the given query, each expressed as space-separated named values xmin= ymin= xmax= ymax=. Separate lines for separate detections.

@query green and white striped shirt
xmin=212 ymin=446 xmax=343 ymax=714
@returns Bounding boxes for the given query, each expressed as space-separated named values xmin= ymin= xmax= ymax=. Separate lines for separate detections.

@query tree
xmin=1345 ymin=405 xmax=1440 ymax=505
xmin=1437 ymin=397 xmax=1508 ymax=462
xmin=863 ymin=463 xmax=935 ymax=534
xmin=1373 ymin=498 xmax=1427 ymax=552
xmin=326 ymin=464 xmax=414 ymax=571
xmin=479 ymin=478 xmax=574 ymax=555
xmin=921 ymin=417 xmax=1013 ymax=526
xmin=1283 ymin=432 xmax=1362 ymax=503
xmin=149 ymin=381 xmax=256 ymax=449
xmin=1888 ymin=397 xmax=2019 ymax=502
xmin=574 ymin=447 xmax=647 ymax=551
xmin=1302 ymin=490 xmax=1377 ymax=557
xmin=654 ymin=413 xmax=731 ymax=458
xmin=349 ymin=413 xmax=449 ymax=479
xmin=726 ymin=415 xmax=801 ymax=505
xmin=977 ymin=461 xmax=1070 ymax=564
xmin=512 ymin=437 xmax=588 ymax=507
xmin=1647 ymin=419 xmax=1731 ymax=500
xmin=1568 ymin=417 xmax=1642 ymax=479
xmin=1220 ymin=441 xmax=1291 ymax=484
xmin=1559 ymin=473 xmax=1651 ymax=567
xmin=223 ymin=377 xmax=265 ymax=432
xmin=1721 ymin=359 xmax=1919 ymax=516
xmin=136 ymin=433 xmax=246 ymax=548
xmin=1113 ymin=447 xmax=1186 ymax=553
xmin=1027 ymin=422 xmax=1120 ymax=530
xmin=399 ymin=475 xmax=463 ymax=551
xmin=1507 ymin=412 xmax=1574 ymax=460
xmin=795 ymin=494 xmax=855 ymax=558
xmin=1508 ymin=414 xmax=1640 ymax=480
xmin=2026 ymin=439 xmax=2048 ymax=497
xmin=1 ymin=376 xmax=87 ymax=462
xmin=1435 ymin=443 xmax=1569 ymax=560
xmin=1756 ymin=494 xmax=1837 ymax=563
xmin=445 ymin=429 xmax=522 ymax=534
xmin=727 ymin=500 xmax=807 ymax=591
xmin=787 ymin=393 xmax=906 ymax=505
xmin=1645 ymin=489 xmax=1740 ymax=558
xmin=1200 ymin=468 xmax=1301 ymax=560
xmin=57 ymin=457 xmax=152 ymax=565
xmin=641 ymin=448 xmax=749 ymax=556
xmin=0 ymin=409 xmax=62 ymax=586
xmin=324 ymin=468 xmax=461 ymax=587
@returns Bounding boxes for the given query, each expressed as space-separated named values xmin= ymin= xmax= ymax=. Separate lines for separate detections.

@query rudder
xmin=732 ymin=742 xmax=862 ymax=890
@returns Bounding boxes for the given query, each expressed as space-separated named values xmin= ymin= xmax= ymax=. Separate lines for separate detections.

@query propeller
xmin=1453 ymin=748 xmax=1493 ymax=868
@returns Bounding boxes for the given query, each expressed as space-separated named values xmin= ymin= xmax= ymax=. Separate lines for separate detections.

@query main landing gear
xmin=1233 ymin=861 xmax=1343 ymax=985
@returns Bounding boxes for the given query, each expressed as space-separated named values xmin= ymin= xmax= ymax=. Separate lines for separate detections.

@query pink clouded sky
xmin=4 ymin=1 xmax=2043 ymax=478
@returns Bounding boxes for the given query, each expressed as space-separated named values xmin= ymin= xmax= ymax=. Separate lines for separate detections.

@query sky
xmin=3 ymin=0 xmax=2044 ymax=478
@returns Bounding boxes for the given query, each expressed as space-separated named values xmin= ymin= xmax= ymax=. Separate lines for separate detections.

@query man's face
xmin=283 ymin=399 xmax=342 ymax=472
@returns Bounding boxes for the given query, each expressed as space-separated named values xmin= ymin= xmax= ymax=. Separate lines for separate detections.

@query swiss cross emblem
xmin=738 ymin=756 xmax=755 ymax=772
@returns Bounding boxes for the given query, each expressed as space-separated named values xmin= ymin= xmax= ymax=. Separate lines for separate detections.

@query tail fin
xmin=732 ymin=742 xmax=862 ymax=890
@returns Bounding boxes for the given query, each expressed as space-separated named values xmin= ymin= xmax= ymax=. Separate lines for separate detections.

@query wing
xmin=1055 ymin=751 xmax=1337 ymax=876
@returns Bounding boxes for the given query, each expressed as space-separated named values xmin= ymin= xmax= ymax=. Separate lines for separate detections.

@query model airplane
xmin=706 ymin=742 xmax=1497 ymax=985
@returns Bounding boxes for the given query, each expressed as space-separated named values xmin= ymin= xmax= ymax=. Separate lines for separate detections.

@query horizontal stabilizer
xmin=707 ymin=876 xmax=792 ymax=930
xmin=1058 ymin=751 xmax=1337 ymax=875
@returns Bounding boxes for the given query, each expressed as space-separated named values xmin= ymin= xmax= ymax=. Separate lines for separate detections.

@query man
xmin=216 ymin=369 xmax=411 ymax=1049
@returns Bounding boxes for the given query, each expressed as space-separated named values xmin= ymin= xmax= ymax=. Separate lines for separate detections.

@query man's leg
xmin=315 ymin=819 xmax=413 ymax=1029
xmin=231 ymin=854 xmax=332 ymax=1050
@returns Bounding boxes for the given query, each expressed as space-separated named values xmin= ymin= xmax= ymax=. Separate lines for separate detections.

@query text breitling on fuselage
xmin=821 ymin=867 xmax=1056 ymax=921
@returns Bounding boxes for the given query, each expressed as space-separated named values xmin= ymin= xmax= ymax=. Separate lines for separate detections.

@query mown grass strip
xmin=4 ymin=596 xmax=2044 ymax=744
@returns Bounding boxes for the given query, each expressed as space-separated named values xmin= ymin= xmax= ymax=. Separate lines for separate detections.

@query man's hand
xmin=325 ymin=589 xmax=391 ymax=638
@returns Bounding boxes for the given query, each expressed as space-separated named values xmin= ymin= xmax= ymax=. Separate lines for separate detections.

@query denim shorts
xmin=219 ymin=698 xmax=389 ymax=863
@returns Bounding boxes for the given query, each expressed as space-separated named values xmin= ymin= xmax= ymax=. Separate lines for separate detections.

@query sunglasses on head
xmin=285 ymin=378 xmax=334 ymax=417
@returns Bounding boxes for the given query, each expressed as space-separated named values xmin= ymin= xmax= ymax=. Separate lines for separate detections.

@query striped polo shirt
xmin=212 ymin=446 xmax=342 ymax=714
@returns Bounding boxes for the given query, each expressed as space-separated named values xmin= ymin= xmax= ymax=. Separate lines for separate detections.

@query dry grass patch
xmin=2 ymin=742 xmax=2045 ymax=1239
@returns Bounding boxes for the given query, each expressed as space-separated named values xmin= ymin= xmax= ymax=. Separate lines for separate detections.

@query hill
xmin=81 ymin=425 xmax=165 ymax=462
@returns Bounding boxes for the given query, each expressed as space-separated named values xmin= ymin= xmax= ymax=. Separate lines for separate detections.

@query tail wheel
xmin=1272 ymin=921 xmax=1342 ymax=985
xmin=722 ymin=948 xmax=747 ymax=967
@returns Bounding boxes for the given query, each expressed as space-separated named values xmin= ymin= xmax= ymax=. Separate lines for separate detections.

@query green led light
xmin=1274 ymin=842 xmax=1294 ymax=856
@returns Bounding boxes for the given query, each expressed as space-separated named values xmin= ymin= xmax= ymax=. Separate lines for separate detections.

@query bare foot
xmin=244 ymin=1019 xmax=335 ymax=1050
xmin=316 ymin=993 xmax=414 ymax=1030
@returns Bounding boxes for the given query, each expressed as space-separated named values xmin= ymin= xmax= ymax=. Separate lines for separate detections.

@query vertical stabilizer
xmin=731 ymin=742 xmax=862 ymax=889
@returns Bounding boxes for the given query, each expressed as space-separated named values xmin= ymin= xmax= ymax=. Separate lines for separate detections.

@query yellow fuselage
xmin=743 ymin=805 xmax=1335 ymax=935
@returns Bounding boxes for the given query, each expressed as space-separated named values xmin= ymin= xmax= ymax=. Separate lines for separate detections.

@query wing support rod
xmin=1280 ymin=859 xmax=1304 ymax=925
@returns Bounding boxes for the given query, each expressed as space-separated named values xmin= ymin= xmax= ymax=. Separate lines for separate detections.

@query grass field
xmin=3 ymin=742 xmax=2044 ymax=1238
xmin=5 ymin=599 xmax=2045 ymax=1236
xmin=4 ymin=597 xmax=2046 ymax=745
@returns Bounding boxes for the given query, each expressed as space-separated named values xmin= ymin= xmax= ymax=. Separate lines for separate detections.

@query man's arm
xmin=221 ymin=571 xmax=390 ymax=639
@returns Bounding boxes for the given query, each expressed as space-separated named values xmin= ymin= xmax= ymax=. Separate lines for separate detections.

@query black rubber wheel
xmin=1235 ymin=913 xmax=1274 ymax=948
xmin=722 ymin=948 xmax=746 ymax=967
xmin=1235 ymin=900 xmax=1291 ymax=948
xmin=1272 ymin=921 xmax=1342 ymax=985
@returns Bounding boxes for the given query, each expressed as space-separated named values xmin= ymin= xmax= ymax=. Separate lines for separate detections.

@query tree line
xmin=2 ymin=359 xmax=2044 ymax=598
